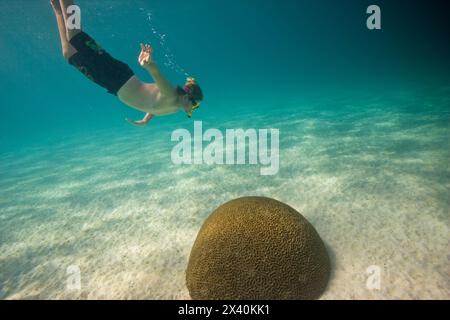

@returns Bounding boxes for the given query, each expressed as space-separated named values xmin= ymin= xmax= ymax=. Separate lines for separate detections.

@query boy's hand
xmin=126 ymin=118 xmax=147 ymax=127
xmin=138 ymin=43 xmax=154 ymax=69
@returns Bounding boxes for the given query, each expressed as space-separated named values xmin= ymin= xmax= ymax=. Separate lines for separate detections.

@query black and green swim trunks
xmin=68 ymin=32 xmax=134 ymax=95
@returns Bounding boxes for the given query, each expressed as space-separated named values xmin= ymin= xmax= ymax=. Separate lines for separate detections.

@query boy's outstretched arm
xmin=138 ymin=43 xmax=174 ymax=96
xmin=126 ymin=113 xmax=154 ymax=126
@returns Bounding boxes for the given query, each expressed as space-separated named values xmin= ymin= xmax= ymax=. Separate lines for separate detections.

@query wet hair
xmin=188 ymin=83 xmax=204 ymax=102
xmin=176 ymin=84 xmax=204 ymax=103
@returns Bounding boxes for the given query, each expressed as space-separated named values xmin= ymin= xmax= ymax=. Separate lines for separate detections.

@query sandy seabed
xmin=1 ymin=93 xmax=449 ymax=299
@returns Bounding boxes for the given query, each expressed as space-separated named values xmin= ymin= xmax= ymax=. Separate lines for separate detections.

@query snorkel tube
xmin=182 ymin=77 xmax=201 ymax=118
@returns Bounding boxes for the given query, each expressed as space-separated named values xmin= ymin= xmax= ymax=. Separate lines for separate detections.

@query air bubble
xmin=141 ymin=9 xmax=190 ymax=77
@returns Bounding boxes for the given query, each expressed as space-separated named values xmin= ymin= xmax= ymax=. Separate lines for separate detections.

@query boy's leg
xmin=59 ymin=0 xmax=82 ymax=41
xmin=51 ymin=0 xmax=77 ymax=60
xmin=53 ymin=0 xmax=135 ymax=95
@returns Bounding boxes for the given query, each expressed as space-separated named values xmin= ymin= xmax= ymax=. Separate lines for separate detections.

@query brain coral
xmin=186 ymin=197 xmax=331 ymax=300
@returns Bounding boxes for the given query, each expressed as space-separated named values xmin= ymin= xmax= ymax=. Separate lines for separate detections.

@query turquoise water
xmin=0 ymin=1 xmax=449 ymax=299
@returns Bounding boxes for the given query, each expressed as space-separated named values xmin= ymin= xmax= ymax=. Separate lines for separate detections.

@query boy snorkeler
xmin=50 ymin=0 xmax=203 ymax=125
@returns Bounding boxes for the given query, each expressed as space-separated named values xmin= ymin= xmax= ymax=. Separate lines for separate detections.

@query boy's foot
xmin=50 ymin=0 xmax=62 ymax=13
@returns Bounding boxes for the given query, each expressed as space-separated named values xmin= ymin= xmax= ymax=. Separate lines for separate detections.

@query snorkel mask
xmin=183 ymin=77 xmax=201 ymax=118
